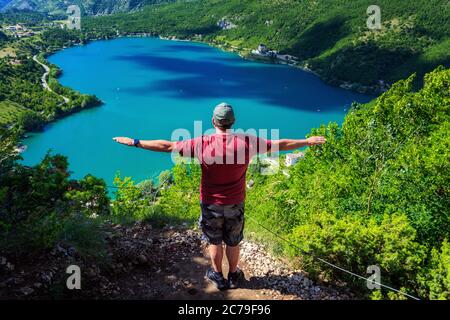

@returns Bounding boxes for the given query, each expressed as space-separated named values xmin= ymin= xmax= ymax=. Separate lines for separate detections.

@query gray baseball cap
xmin=213 ymin=102 xmax=235 ymax=126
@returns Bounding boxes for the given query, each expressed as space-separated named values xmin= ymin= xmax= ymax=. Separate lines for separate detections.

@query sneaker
xmin=206 ymin=267 xmax=227 ymax=290
xmin=227 ymin=268 xmax=244 ymax=289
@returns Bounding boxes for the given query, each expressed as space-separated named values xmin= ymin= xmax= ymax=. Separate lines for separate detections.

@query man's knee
xmin=223 ymin=236 xmax=243 ymax=247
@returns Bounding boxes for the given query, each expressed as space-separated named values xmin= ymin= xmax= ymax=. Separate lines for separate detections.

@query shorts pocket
xmin=200 ymin=203 xmax=224 ymax=245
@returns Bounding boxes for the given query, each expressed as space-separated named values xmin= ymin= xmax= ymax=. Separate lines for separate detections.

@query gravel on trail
xmin=0 ymin=222 xmax=353 ymax=300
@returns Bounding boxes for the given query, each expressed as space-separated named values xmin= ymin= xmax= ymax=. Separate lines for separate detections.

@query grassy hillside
xmin=83 ymin=0 xmax=450 ymax=93
xmin=0 ymin=100 xmax=26 ymax=125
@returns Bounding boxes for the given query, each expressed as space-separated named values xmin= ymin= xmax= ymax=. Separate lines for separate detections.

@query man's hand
xmin=272 ymin=136 xmax=327 ymax=151
xmin=113 ymin=137 xmax=134 ymax=146
xmin=306 ymin=136 xmax=326 ymax=146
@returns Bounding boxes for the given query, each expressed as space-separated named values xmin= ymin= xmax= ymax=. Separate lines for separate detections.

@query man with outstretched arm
xmin=113 ymin=102 xmax=326 ymax=290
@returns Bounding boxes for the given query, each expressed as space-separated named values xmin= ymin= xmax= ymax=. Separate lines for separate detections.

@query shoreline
xmin=156 ymin=35 xmax=386 ymax=95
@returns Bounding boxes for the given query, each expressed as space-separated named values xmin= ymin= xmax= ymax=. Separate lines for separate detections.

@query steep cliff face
xmin=2 ymin=0 xmax=174 ymax=15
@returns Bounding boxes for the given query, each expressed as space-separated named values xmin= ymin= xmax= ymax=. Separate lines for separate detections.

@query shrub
xmin=417 ymin=240 xmax=450 ymax=300
xmin=288 ymin=212 xmax=425 ymax=291
xmin=158 ymin=160 xmax=201 ymax=225
xmin=0 ymin=153 xmax=109 ymax=257
xmin=65 ymin=174 xmax=110 ymax=217
xmin=57 ymin=213 xmax=106 ymax=259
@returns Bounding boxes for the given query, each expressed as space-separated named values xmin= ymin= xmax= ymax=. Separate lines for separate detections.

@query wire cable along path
xmin=245 ymin=215 xmax=421 ymax=300
xmin=105 ymin=180 xmax=421 ymax=300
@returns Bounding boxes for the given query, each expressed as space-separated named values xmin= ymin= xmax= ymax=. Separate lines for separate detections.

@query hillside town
xmin=1 ymin=24 xmax=35 ymax=38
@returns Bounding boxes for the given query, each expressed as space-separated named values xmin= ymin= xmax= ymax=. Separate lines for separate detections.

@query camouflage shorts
xmin=199 ymin=202 xmax=245 ymax=246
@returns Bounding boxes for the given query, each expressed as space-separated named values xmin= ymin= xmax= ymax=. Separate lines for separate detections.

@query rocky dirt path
xmin=0 ymin=222 xmax=352 ymax=300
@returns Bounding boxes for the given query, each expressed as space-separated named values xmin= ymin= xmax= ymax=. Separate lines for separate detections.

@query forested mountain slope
xmin=2 ymin=0 xmax=175 ymax=15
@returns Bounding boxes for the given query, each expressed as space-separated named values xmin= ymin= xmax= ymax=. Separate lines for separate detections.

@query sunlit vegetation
xmin=0 ymin=100 xmax=26 ymax=126
xmin=0 ymin=27 xmax=102 ymax=131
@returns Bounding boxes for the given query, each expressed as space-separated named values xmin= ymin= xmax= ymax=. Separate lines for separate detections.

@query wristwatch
xmin=133 ymin=139 xmax=140 ymax=147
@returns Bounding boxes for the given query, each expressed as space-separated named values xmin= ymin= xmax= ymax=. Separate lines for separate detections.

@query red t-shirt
xmin=175 ymin=133 xmax=272 ymax=205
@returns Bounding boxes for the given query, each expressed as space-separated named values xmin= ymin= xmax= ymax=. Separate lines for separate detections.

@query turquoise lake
xmin=22 ymin=37 xmax=373 ymax=186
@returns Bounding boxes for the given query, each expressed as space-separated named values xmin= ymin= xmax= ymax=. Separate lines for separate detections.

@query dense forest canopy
xmin=0 ymin=30 xmax=7 ymax=42
xmin=0 ymin=10 xmax=52 ymax=23
xmin=1 ymin=0 xmax=176 ymax=15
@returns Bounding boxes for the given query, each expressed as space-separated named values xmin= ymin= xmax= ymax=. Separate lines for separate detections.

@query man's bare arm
xmin=271 ymin=136 xmax=326 ymax=152
xmin=113 ymin=137 xmax=176 ymax=153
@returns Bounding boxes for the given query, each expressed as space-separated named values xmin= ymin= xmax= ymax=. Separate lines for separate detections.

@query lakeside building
xmin=5 ymin=24 xmax=24 ymax=32
xmin=17 ymin=31 xmax=35 ymax=38
xmin=3 ymin=24 xmax=35 ymax=38
xmin=10 ymin=59 xmax=22 ymax=65
xmin=251 ymin=44 xmax=278 ymax=58
xmin=285 ymin=152 xmax=305 ymax=167
xmin=277 ymin=54 xmax=299 ymax=64
xmin=257 ymin=44 xmax=268 ymax=53
xmin=250 ymin=44 xmax=299 ymax=65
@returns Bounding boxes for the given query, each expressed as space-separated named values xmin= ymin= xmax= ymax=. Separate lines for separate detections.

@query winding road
xmin=32 ymin=55 xmax=69 ymax=104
